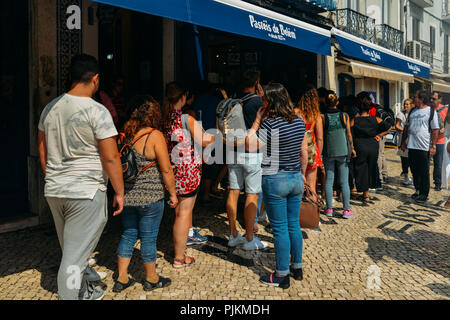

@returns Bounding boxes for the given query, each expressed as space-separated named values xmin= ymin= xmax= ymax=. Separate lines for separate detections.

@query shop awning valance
xmin=332 ymin=28 xmax=430 ymax=79
xmin=93 ymin=0 xmax=332 ymax=56
xmin=433 ymin=79 xmax=450 ymax=94
xmin=350 ymin=61 xmax=414 ymax=83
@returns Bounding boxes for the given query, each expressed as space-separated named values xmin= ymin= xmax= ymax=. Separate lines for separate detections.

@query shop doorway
xmin=0 ymin=1 xmax=29 ymax=221
xmin=178 ymin=25 xmax=317 ymax=101
xmin=338 ymin=74 xmax=355 ymax=97
xmin=98 ymin=5 xmax=163 ymax=102
xmin=379 ymin=80 xmax=389 ymax=108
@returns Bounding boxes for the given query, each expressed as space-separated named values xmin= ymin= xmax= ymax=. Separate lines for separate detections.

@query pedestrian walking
xmin=400 ymin=91 xmax=440 ymax=203
xmin=430 ymin=91 xmax=448 ymax=191
xmin=226 ymin=68 xmax=267 ymax=251
xmin=113 ymin=96 xmax=178 ymax=293
xmin=294 ymin=88 xmax=323 ymax=200
xmin=351 ymin=100 xmax=389 ymax=202
xmin=322 ymin=92 xmax=355 ymax=218
xmin=246 ymin=83 xmax=308 ymax=289
xmin=37 ymin=54 xmax=124 ymax=300
xmin=162 ymin=82 xmax=214 ymax=268
xmin=396 ymin=99 xmax=414 ymax=186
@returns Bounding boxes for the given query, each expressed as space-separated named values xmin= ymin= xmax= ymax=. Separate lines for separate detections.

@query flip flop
xmin=173 ymin=255 xmax=196 ymax=269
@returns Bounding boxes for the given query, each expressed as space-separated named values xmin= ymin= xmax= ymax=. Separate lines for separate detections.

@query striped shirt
xmin=257 ymin=116 xmax=306 ymax=175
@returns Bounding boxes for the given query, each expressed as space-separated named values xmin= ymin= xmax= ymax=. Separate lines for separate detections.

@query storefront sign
xmin=333 ymin=29 xmax=430 ymax=79
xmin=93 ymin=0 xmax=331 ymax=56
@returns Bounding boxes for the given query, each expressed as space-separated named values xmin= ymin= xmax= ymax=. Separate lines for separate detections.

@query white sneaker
xmin=88 ymin=258 xmax=97 ymax=267
xmin=96 ymin=271 xmax=107 ymax=281
xmin=228 ymin=233 xmax=246 ymax=247
xmin=243 ymin=236 xmax=268 ymax=251
xmin=403 ymin=177 xmax=412 ymax=186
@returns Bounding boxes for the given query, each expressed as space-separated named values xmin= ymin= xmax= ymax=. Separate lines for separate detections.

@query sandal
xmin=173 ymin=255 xmax=196 ymax=269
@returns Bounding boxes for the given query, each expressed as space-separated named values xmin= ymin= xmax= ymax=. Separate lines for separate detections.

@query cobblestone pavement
xmin=0 ymin=149 xmax=449 ymax=300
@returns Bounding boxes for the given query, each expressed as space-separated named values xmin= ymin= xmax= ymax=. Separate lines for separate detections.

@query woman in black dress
xmin=351 ymin=101 xmax=390 ymax=202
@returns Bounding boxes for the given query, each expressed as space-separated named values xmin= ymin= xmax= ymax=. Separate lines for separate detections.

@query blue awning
xmin=332 ymin=28 xmax=430 ymax=79
xmin=93 ymin=0 xmax=332 ymax=56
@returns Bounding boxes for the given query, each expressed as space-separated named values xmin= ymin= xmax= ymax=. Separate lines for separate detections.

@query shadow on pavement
xmin=365 ymin=228 xmax=450 ymax=282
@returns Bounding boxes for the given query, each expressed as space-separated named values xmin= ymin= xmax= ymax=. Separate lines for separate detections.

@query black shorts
xmin=179 ymin=186 xmax=200 ymax=198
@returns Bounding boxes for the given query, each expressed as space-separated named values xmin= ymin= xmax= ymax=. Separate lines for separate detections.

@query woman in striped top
xmin=246 ymin=83 xmax=308 ymax=289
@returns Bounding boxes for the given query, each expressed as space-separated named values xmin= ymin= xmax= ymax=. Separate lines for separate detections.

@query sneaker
xmin=80 ymin=284 xmax=105 ymax=300
xmin=290 ymin=267 xmax=303 ymax=281
xmin=88 ymin=258 xmax=97 ymax=267
xmin=376 ymin=186 xmax=383 ymax=191
xmin=187 ymin=229 xmax=208 ymax=246
xmin=260 ymin=273 xmax=290 ymax=289
xmin=402 ymin=177 xmax=412 ymax=186
xmin=112 ymin=278 xmax=135 ymax=293
xmin=243 ymin=236 xmax=268 ymax=251
xmin=227 ymin=233 xmax=246 ymax=247
xmin=434 ymin=185 xmax=442 ymax=191
xmin=325 ymin=208 xmax=333 ymax=217
xmin=415 ymin=195 xmax=427 ymax=203
xmin=411 ymin=191 xmax=420 ymax=199
xmin=85 ymin=267 xmax=107 ymax=282
xmin=143 ymin=276 xmax=171 ymax=291
xmin=343 ymin=210 xmax=354 ymax=219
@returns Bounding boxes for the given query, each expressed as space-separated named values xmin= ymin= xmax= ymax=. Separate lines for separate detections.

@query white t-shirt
xmin=38 ymin=93 xmax=118 ymax=199
xmin=406 ymin=106 xmax=439 ymax=152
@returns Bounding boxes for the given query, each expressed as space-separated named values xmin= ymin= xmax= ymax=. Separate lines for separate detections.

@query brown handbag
xmin=300 ymin=184 xmax=325 ymax=229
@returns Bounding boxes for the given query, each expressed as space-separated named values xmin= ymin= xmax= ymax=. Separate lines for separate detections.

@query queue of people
xmin=38 ymin=54 xmax=449 ymax=299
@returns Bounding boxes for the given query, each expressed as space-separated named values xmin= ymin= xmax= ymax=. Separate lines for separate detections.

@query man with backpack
xmin=38 ymin=54 xmax=124 ymax=299
xmin=431 ymin=91 xmax=448 ymax=191
xmin=400 ymin=90 xmax=440 ymax=203
xmin=223 ymin=68 xmax=267 ymax=250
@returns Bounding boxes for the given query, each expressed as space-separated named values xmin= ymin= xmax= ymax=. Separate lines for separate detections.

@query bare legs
xmin=173 ymin=195 xmax=197 ymax=264
xmin=306 ymin=168 xmax=318 ymax=200
xmin=226 ymin=189 xmax=258 ymax=242
xmin=117 ymin=258 xmax=158 ymax=283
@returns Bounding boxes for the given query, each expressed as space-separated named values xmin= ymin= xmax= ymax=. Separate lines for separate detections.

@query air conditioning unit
xmin=406 ymin=41 xmax=422 ymax=60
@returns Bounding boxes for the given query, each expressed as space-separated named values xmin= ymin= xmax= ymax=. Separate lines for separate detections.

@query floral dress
xmin=164 ymin=109 xmax=202 ymax=196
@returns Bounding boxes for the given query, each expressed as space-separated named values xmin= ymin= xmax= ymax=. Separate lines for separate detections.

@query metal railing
xmin=334 ymin=8 xmax=376 ymax=43
xmin=444 ymin=54 xmax=449 ymax=74
xmin=421 ymin=41 xmax=433 ymax=66
xmin=375 ymin=24 xmax=404 ymax=54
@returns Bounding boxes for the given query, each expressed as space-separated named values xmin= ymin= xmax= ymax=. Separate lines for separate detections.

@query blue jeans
xmin=262 ymin=172 xmax=303 ymax=276
xmin=117 ymin=200 xmax=164 ymax=264
xmin=254 ymin=191 xmax=263 ymax=227
xmin=324 ymin=157 xmax=350 ymax=210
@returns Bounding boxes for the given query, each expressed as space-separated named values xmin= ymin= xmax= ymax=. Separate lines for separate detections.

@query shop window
xmin=379 ymin=80 xmax=389 ymax=108
xmin=338 ymin=74 xmax=355 ymax=97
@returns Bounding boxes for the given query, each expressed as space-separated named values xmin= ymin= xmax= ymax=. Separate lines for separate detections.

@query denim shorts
xmin=228 ymin=152 xmax=262 ymax=194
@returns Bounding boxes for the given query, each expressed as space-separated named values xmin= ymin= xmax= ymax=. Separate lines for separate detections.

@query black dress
xmin=352 ymin=116 xmax=386 ymax=192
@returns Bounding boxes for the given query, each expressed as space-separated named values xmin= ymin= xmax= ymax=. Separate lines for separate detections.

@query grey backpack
xmin=216 ymin=93 xmax=256 ymax=146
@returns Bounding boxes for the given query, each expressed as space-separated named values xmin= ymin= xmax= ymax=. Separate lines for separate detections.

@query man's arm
xmin=38 ymin=130 xmax=47 ymax=175
xmin=430 ymin=129 xmax=439 ymax=157
xmin=400 ymin=125 xmax=409 ymax=152
xmin=98 ymin=137 xmax=124 ymax=216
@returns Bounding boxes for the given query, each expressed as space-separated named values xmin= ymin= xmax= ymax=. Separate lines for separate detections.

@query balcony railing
xmin=335 ymin=8 xmax=376 ymax=43
xmin=421 ymin=41 xmax=433 ymax=66
xmin=444 ymin=54 xmax=449 ymax=74
xmin=376 ymin=24 xmax=404 ymax=54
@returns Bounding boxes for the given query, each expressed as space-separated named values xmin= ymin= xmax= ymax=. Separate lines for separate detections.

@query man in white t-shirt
xmin=400 ymin=91 xmax=439 ymax=203
xmin=38 ymin=54 xmax=124 ymax=300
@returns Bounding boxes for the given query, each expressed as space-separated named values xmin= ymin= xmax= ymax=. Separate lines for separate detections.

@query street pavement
xmin=0 ymin=149 xmax=449 ymax=300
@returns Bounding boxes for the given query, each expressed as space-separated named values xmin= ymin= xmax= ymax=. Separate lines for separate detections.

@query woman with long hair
xmin=396 ymin=98 xmax=414 ymax=185
xmin=162 ymin=82 xmax=215 ymax=268
xmin=246 ymin=83 xmax=308 ymax=289
xmin=322 ymin=92 xmax=355 ymax=218
xmin=114 ymin=95 xmax=178 ymax=293
xmin=294 ymin=88 xmax=324 ymax=199
xmin=351 ymin=100 xmax=390 ymax=202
